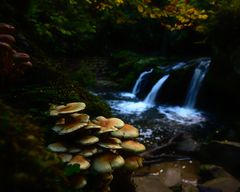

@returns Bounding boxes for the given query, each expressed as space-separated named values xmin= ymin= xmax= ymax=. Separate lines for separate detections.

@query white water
xmin=144 ymin=74 xmax=170 ymax=105
xmin=171 ymin=62 xmax=187 ymax=71
xmin=132 ymin=68 xmax=153 ymax=95
xmin=108 ymin=100 xmax=150 ymax=115
xmin=185 ymin=60 xmax=210 ymax=108
xmin=158 ymin=106 xmax=206 ymax=125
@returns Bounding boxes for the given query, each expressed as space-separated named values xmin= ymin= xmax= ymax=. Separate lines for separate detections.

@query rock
xmin=176 ymin=134 xmax=200 ymax=153
xmin=202 ymin=177 xmax=240 ymax=192
xmin=199 ymin=165 xmax=240 ymax=192
xmin=133 ymin=175 xmax=173 ymax=192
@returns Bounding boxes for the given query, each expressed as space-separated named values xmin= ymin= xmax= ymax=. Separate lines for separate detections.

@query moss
xmin=0 ymin=101 xmax=68 ymax=192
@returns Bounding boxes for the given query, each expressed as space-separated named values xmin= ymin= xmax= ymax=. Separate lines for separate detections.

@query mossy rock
xmin=0 ymin=101 xmax=68 ymax=192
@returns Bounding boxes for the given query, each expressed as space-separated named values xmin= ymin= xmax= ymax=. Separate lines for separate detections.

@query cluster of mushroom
xmin=48 ymin=102 xmax=146 ymax=191
xmin=0 ymin=23 xmax=32 ymax=78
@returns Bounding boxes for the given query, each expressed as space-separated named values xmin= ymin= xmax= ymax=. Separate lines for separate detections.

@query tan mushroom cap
xmin=58 ymin=121 xmax=88 ymax=134
xmin=111 ymin=124 xmax=139 ymax=139
xmin=53 ymin=112 xmax=90 ymax=134
xmin=98 ymin=137 xmax=122 ymax=149
xmin=48 ymin=142 xmax=67 ymax=152
xmin=71 ymin=113 xmax=89 ymax=123
xmin=124 ymin=156 xmax=143 ymax=170
xmin=50 ymin=102 xmax=86 ymax=116
xmin=79 ymin=146 xmax=98 ymax=157
xmin=93 ymin=116 xmax=124 ymax=134
xmin=121 ymin=140 xmax=146 ymax=153
xmin=58 ymin=153 xmax=73 ymax=163
xmin=85 ymin=121 xmax=101 ymax=130
xmin=73 ymin=175 xmax=87 ymax=189
xmin=77 ymin=135 xmax=99 ymax=145
xmin=68 ymin=155 xmax=90 ymax=170
xmin=92 ymin=153 xmax=125 ymax=173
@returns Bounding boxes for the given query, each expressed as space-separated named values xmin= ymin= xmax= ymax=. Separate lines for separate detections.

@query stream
xmin=94 ymin=58 xmax=215 ymax=147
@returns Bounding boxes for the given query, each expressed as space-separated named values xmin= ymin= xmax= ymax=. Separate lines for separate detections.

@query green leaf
xmin=64 ymin=164 xmax=81 ymax=176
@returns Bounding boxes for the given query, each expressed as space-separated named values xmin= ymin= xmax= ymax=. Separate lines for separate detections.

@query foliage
xmin=26 ymin=0 xmax=97 ymax=53
xmin=110 ymin=50 xmax=167 ymax=88
xmin=87 ymin=0 xmax=211 ymax=31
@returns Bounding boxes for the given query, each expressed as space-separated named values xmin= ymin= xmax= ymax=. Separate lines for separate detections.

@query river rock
xmin=133 ymin=175 xmax=173 ymax=192
xmin=199 ymin=165 xmax=240 ymax=192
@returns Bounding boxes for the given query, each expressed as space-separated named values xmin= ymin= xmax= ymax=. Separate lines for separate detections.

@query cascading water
xmin=184 ymin=59 xmax=211 ymax=108
xmin=144 ymin=74 xmax=170 ymax=105
xmin=132 ymin=68 xmax=153 ymax=95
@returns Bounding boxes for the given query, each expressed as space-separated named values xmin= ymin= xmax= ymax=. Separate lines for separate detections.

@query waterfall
xmin=184 ymin=59 xmax=211 ymax=108
xmin=132 ymin=68 xmax=153 ymax=95
xmin=144 ymin=74 xmax=170 ymax=105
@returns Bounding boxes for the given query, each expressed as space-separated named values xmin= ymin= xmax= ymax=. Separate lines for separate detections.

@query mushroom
xmin=92 ymin=153 xmax=125 ymax=173
xmin=79 ymin=146 xmax=98 ymax=157
xmin=77 ymin=135 xmax=99 ymax=145
xmin=71 ymin=113 xmax=89 ymax=123
xmin=58 ymin=153 xmax=73 ymax=163
xmin=20 ymin=61 xmax=32 ymax=67
xmin=93 ymin=116 xmax=125 ymax=134
xmin=73 ymin=175 xmax=87 ymax=189
xmin=124 ymin=156 xmax=143 ymax=170
xmin=0 ymin=34 xmax=15 ymax=45
xmin=13 ymin=52 xmax=30 ymax=63
xmin=111 ymin=124 xmax=139 ymax=139
xmin=0 ymin=23 xmax=15 ymax=34
xmin=121 ymin=140 xmax=146 ymax=153
xmin=50 ymin=102 xmax=86 ymax=116
xmin=85 ymin=121 xmax=101 ymax=130
xmin=98 ymin=137 xmax=122 ymax=149
xmin=48 ymin=102 xmax=146 ymax=190
xmin=68 ymin=155 xmax=90 ymax=170
xmin=58 ymin=121 xmax=88 ymax=134
xmin=53 ymin=114 xmax=89 ymax=134
xmin=68 ymin=148 xmax=81 ymax=153
xmin=0 ymin=42 xmax=12 ymax=52
xmin=48 ymin=142 xmax=67 ymax=152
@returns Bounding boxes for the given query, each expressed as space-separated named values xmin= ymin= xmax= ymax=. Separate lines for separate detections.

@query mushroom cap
xmin=21 ymin=61 xmax=32 ymax=67
xmin=56 ymin=117 xmax=65 ymax=125
xmin=0 ymin=42 xmax=12 ymax=52
xmin=71 ymin=113 xmax=89 ymax=123
xmin=13 ymin=52 xmax=30 ymax=63
xmin=77 ymin=135 xmax=99 ymax=145
xmin=79 ymin=146 xmax=98 ymax=157
xmin=48 ymin=142 xmax=67 ymax=152
xmin=73 ymin=175 xmax=87 ymax=189
xmin=98 ymin=137 xmax=122 ymax=149
xmin=85 ymin=121 xmax=101 ymax=130
xmin=124 ymin=156 xmax=143 ymax=170
xmin=58 ymin=153 xmax=73 ymax=163
xmin=92 ymin=153 xmax=125 ymax=173
xmin=121 ymin=140 xmax=146 ymax=153
xmin=93 ymin=116 xmax=124 ymax=134
xmin=68 ymin=148 xmax=81 ymax=153
xmin=111 ymin=124 xmax=139 ymax=139
xmin=0 ymin=23 xmax=15 ymax=34
xmin=50 ymin=102 xmax=86 ymax=116
xmin=0 ymin=34 xmax=15 ymax=45
xmin=58 ymin=121 xmax=88 ymax=134
xmin=68 ymin=155 xmax=90 ymax=170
